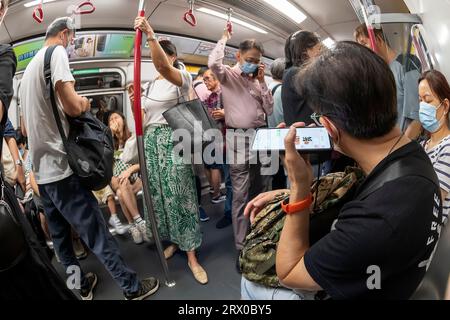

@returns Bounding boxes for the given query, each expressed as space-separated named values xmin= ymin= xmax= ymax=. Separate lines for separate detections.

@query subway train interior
xmin=1 ymin=0 xmax=450 ymax=302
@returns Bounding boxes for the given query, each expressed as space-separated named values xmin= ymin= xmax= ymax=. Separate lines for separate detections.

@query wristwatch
xmin=147 ymin=34 xmax=157 ymax=42
xmin=15 ymin=159 xmax=23 ymax=167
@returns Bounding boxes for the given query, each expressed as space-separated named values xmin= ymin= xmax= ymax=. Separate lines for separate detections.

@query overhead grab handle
xmin=183 ymin=0 xmax=197 ymax=27
xmin=226 ymin=8 xmax=233 ymax=35
xmin=74 ymin=0 xmax=96 ymax=15
xmin=32 ymin=0 xmax=44 ymax=24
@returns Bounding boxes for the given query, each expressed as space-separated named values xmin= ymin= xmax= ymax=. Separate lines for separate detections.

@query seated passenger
xmin=104 ymin=111 xmax=148 ymax=245
xmin=92 ymin=186 xmax=128 ymax=235
xmin=419 ymin=70 xmax=450 ymax=224
xmin=355 ymin=24 xmax=422 ymax=140
xmin=246 ymin=41 xmax=444 ymax=300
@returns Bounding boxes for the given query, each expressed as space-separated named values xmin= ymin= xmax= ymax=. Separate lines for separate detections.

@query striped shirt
xmin=424 ymin=135 xmax=450 ymax=223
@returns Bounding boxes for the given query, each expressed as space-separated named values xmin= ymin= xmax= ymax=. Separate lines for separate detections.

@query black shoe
xmin=236 ymin=252 xmax=242 ymax=274
xmin=124 ymin=277 xmax=160 ymax=300
xmin=216 ymin=216 xmax=232 ymax=229
xmin=80 ymin=273 xmax=98 ymax=301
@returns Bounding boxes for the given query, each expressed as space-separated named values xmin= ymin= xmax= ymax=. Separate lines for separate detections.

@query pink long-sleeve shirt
xmin=208 ymin=39 xmax=273 ymax=129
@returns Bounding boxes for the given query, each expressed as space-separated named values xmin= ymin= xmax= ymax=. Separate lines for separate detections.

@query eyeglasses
xmin=310 ymin=113 xmax=323 ymax=127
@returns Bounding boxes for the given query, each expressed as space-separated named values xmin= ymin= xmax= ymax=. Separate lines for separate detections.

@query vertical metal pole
xmin=134 ymin=0 xmax=176 ymax=288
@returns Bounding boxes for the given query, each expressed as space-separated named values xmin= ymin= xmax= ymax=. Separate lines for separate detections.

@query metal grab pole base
xmin=136 ymin=136 xmax=176 ymax=288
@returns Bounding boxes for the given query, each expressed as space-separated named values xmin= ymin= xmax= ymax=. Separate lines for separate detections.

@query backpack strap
xmin=44 ymin=46 xmax=69 ymax=151
xmin=271 ymin=83 xmax=282 ymax=96
xmin=356 ymin=151 xmax=441 ymax=202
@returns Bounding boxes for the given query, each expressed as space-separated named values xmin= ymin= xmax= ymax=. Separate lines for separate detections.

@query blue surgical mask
xmin=419 ymin=101 xmax=444 ymax=133
xmin=240 ymin=62 xmax=259 ymax=75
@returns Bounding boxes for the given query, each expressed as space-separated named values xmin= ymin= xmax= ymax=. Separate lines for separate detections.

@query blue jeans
xmin=39 ymin=175 xmax=139 ymax=294
xmin=241 ymin=277 xmax=315 ymax=300
xmin=223 ymin=164 xmax=233 ymax=220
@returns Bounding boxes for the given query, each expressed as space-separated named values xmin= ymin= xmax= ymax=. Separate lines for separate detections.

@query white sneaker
xmin=129 ymin=224 xmax=143 ymax=245
xmin=137 ymin=221 xmax=150 ymax=242
xmin=109 ymin=215 xmax=127 ymax=235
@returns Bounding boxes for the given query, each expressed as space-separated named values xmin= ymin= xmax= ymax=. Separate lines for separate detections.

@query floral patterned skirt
xmin=143 ymin=125 xmax=201 ymax=252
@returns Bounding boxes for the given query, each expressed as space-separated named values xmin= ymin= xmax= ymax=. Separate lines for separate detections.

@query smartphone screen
xmin=251 ymin=127 xmax=332 ymax=153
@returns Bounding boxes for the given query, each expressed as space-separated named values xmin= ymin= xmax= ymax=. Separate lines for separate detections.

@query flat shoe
xmin=188 ymin=263 xmax=208 ymax=285
xmin=164 ymin=245 xmax=178 ymax=260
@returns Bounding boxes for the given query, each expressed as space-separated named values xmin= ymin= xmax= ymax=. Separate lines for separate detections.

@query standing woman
xmin=282 ymin=31 xmax=322 ymax=126
xmin=134 ymin=17 xmax=207 ymax=285
xmin=419 ymin=70 xmax=450 ymax=224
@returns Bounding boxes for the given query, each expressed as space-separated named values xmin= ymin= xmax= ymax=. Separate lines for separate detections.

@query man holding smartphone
xmin=209 ymin=29 xmax=273 ymax=271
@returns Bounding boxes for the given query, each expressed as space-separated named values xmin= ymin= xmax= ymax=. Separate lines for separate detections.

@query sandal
xmin=188 ymin=262 xmax=208 ymax=285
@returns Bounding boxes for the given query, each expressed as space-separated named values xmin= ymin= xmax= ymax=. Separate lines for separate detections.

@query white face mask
xmin=0 ymin=6 xmax=8 ymax=26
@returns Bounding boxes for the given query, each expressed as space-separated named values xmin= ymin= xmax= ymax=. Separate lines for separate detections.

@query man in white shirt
xmin=20 ymin=17 xmax=159 ymax=301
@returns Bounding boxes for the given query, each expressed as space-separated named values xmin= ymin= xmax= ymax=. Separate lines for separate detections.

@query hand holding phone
xmin=251 ymin=127 xmax=332 ymax=154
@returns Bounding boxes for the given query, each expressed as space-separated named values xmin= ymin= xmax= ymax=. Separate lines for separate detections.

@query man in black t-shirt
xmin=245 ymin=41 xmax=444 ymax=300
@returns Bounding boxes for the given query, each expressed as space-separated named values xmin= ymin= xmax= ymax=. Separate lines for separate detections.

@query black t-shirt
xmin=304 ymin=142 xmax=443 ymax=300
xmin=0 ymin=45 xmax=17 ymax=152
xmin=281 ymin=67 xmax=314 ymax=126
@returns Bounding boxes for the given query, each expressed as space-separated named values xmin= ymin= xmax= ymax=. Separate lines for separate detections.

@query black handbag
xmin=162 ymin=95 xmax=219 ymax=154
xmin=44 ymin=46 xmax=114 ymax=191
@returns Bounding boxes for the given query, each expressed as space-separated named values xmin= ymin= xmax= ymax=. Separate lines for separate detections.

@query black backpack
xmin=44 ymin=46 xmax=114 ymax=191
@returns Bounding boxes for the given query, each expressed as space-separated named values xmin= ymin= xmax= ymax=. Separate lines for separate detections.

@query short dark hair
xmin=196 ymin=67 xmax=208 ymax=79
xmin=270 ymin=58 xmax=285 ymax=81
xmin=239 ymin=39 xmax=264 ymax=55
xmin=354 ymin=23 xmax=385 ymax=42
xmin=159 ymin=40 xmax=181 ymax=69
xmin=296 ymin=41 xmax=398 ymax=139
xmin=45 ymin=17 xmax=76 ymax=40
xmin=285 ymin=30 xmax=320 ymax=69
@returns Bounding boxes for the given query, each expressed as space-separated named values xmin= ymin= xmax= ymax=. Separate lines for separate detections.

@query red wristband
xmin=282 ymin=193 xmax=313 ymax=215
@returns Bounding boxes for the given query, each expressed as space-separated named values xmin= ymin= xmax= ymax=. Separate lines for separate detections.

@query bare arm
xmin=5 ymin=136 xmax=26 ymax=192
xmin=30 ymin=171 xmax=40 ymax=196
xmin=276 ymin=126 xmax=322 ymax=291
xmin=55 ymin=80 xmax=90 ymax=117
xmin=134 ymin=17 xmax=183 ymax=87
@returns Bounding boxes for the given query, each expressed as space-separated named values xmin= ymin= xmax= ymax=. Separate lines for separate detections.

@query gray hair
xmin=270 ymin=58 xmax=286 ymax=81
xmin=45 ymin=17 xmax=76 ymax=40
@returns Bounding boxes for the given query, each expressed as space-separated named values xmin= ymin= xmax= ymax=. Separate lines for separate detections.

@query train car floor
xmin=52 ymin=194 xmax=242 ymax=300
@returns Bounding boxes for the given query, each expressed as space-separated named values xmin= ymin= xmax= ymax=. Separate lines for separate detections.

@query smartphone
xmin=251 ymin=127 xmax=333 ymax=153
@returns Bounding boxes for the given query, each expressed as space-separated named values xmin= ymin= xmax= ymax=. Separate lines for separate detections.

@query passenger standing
xmin=354 ymin=24 xmax=422 ymax=140
xmin=134 ymin=16 xmax=208 ymax=285
xmin=1 ymin=1 xmax=75 ymax=300
xmin=20 ymin=17 xmax=159 ymax=300
xmin=268 ymin=58 xmax=285 ymax=128
xmin=419 ymin=70 xmax=450 ymax=224
xmin=282 ymin=31 xmax=322 ymax=126
xmin=202 ymin=69 xmax=233 ymax=229
xmin=193 ymin=67 xmax=210 ymax=102
xmin=268 ymin=58 xmax=287 ymax=190
xmin=209 ymin=29 xmax=273 ymax=265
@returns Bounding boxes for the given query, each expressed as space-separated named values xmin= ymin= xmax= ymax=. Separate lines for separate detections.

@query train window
xmin=86 ymin=93 xmax=124 ymax=122
xmin=74 ymin=71 xmax=123 ymax=91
